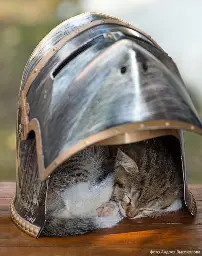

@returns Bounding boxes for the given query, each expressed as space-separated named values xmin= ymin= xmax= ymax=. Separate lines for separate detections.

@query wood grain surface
xmin=0 ymin=182 xmax=202 ymax=256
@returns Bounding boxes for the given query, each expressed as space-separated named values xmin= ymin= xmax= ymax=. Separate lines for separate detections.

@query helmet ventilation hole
xmin=120 ymin=66 xmax=127 ymax=74
xmin=142 ymin=62 xmax=148 ymax=72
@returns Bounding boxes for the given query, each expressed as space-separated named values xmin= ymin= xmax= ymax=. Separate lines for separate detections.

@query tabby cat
xmin=42 ymin=136 xmax=183 ymax=236
xmin=42 ymin=145 xmax=122 ymax=236
xmin=112 ymin=136 xmax=184 ymax=219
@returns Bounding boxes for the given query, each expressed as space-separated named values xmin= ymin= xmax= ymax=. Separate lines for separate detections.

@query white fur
xmin=164 ymin=199 xmax=182 ymax=212
xmin=58 ymin=175 xmax=114 ymax=218
xmin=95 ymin=201 xmax=123 ymax=228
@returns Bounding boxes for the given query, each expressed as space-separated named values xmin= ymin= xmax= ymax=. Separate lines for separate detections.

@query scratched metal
xmin=21 ymin=13 xmax=114 ymax=87
xmin=14 ymin=137 xmax=47 ymax=235
xmin=26 ymin=31 xmax=202 ymax=169
xmin=21 ymin=13 xmax=155 ymax=89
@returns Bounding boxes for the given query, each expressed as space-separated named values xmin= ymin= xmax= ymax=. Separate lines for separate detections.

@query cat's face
xmin=112 ymin=149 xmax=183 ymax=219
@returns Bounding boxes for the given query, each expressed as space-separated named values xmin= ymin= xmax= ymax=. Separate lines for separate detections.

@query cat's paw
xmin=96 ymin=201 xmax=117 ymax=217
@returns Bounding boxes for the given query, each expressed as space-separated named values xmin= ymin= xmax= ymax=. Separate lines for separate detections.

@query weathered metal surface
xmin=27 ymin=38 xmax=202 ymax=178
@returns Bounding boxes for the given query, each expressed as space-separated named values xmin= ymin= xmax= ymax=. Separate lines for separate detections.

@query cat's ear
xmin=116 ymin=149 xmax=138 ymax=174
xmin=115 ymin=165 xmax=129 ymax=181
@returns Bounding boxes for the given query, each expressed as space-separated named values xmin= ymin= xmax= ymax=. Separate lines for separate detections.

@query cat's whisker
xmin=141 ymin=208 xmax=155 ymax=212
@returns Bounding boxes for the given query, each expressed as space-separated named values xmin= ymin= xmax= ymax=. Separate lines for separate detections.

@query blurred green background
xmin=1 ymin=0 xmax=202 ymax=183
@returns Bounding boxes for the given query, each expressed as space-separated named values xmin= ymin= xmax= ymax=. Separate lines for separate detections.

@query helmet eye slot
xmin=52 ymin=35 xmax=105 ymax=78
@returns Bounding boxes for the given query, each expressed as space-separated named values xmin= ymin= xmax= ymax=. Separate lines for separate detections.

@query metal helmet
xmin=11 ymin=12 xmax=202 ymax=237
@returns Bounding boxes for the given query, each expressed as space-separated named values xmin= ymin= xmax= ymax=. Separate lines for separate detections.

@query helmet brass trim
xmin=96 ymin=129 xmax=180 ymax=145
xmin=10 ymin=201 xmax=40 ymax=238
xmin=23 ymin=118 xmax=202 ymax=181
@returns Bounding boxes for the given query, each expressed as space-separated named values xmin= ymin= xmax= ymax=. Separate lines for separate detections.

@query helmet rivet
xmin=84 ymin=140 xmax=89 ymax=146
xmin=190 ymin=125 xmax=195 ymax=130
xmin=140 ymin=123 xmax=145 ymax=128
xmin=34 ymin=68 xmax=38 ymax=73
xmin=165 ymin=122 xmax=170 ymax=127
xmin=107 ymin=33 xmax=113 ymax=39
xmin=115 ymin=128 xmax=120 ymax=134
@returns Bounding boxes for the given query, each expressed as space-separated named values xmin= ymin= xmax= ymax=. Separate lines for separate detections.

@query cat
xmin=42 ymin=136 xmax=184 ymax=236
xmin=111 ymin=136 xmax=184 ymax=219
xmin=41 ymin=145 xmax=123 ymax=236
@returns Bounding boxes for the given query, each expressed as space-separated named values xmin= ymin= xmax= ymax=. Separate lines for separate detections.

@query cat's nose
xmin=126 ymin=208 xmax=138 ymax=219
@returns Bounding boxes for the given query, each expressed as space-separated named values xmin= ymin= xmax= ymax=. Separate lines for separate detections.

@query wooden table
xmin=0 ymin=182 xmax=202 ymax=256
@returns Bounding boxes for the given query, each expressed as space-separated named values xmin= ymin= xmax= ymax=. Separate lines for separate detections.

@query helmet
xmin=11 ymin=12 xmax=202 ymax=237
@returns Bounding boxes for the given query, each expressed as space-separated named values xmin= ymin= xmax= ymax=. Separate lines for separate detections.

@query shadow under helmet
xmin=11 ymin=12 xmax=202 ymax=237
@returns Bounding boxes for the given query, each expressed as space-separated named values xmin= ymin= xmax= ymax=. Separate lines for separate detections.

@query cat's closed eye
xmin=123 ymin=195 xmax=131 ymax=205
xmin=116 ymin=182 xmax=125 ymax=188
